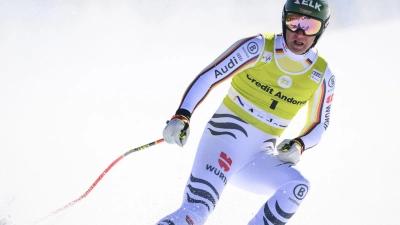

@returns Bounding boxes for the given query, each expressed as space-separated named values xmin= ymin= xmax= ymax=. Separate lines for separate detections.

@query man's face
xmin=285 ymin=29 xmax=316 ymax=55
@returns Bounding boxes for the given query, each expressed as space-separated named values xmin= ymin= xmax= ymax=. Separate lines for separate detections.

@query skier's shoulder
xmin=239 ymin=32 xmax=276 ymax=43
xmin=236 ymin=33 xmax=264 ymax=43
xmin=233 ymin=32 xmax=279 ymax=50
xmin=228 ymin=33 xmax=265 ymax=54
xmin=261 ymin=32 xmax=277 ymax=40
xmin=313 ymin=50 xmax=335 ymax=87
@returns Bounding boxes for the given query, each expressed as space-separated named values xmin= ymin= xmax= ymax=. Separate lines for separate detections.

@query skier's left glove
xmin=163 ymin=114 xmax=190 ymax=147
xmin=277 ymin=139 xmax=304 ymax=165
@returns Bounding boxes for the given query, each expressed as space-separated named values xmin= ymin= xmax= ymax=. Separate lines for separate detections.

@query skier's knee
xmin=279 ymin=180 xmax=311 ymax=208
xmin=248 ymin=180 xmax=310 ymax=225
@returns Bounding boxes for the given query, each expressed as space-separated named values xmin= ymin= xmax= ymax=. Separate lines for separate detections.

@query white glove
xmin=163 ymin=114 xmax=190 ymax=147
xmin=277 ymin=139 xmax=303 ymax=165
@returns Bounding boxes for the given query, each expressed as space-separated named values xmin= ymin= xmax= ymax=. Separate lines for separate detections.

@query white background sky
xmin=1 ymin=1 xmax=400 ymax=224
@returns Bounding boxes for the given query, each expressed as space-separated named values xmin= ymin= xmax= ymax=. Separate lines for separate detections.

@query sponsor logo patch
xmin=206 ymin=164 xmax=227 ymax=185
xmin=310 ymin=69 xmax=322 ymax=83
xmin=326 ymin=93 xmax=334 ymax=103
xmin=214 ymin=57 xmax=239 ymax=78
xmin=328 ymin=75 xmax=335 ymax=88
xmin=324 ymin=104 xmax=331 ymax=130
xmin=262 ymin=51 xmax=273 ymax=63
xmin=236 ymin=52 xmax=243 ymax=61
xmin=294 ymin=0 xmax=323 ymax=12
xmin=218 ymin=152 xmax=232 ymax=172
xmin=278 ymin=76 xmax=292 ymax=89
xmin=293 ymin=184 xmax=309 ymax=200
xmin=247 ymin=42 xmax=259 ymax=54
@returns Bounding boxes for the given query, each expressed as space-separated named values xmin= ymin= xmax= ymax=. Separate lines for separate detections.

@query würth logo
xmin=326 ymin=94 xmax=334 ymax=103
xmin=218 ymin=152 xmax=232 ymax=172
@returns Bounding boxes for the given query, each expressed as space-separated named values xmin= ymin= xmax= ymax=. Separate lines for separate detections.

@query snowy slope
xmin=1 ymin=1 xmax=400 ymax=224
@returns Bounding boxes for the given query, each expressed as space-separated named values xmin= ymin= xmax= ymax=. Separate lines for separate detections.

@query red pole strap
xmin=35 ymin=138 xmax=164 ymax=224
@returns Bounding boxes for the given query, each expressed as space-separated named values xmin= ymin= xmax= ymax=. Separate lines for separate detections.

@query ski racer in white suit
xmin=158 ymin=0 xmax=335 ymax=224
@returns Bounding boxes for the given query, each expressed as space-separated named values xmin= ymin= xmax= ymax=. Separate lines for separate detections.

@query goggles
xmin=284 ymin=12 xmax=323 ymax=36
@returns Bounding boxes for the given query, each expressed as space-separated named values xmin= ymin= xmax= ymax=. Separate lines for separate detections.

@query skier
xmin=158 ymin=0 xmax=334 ymax=224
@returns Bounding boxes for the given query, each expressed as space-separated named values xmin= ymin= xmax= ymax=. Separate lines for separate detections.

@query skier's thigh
xmin=229 ymin=151 xmax=307 ymax=195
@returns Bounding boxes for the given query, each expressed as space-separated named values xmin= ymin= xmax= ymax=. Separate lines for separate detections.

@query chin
xmin=295 ymin=50 xmax=305 ymax=55
xmin=291 ymin=48 xmax=305 ymax=55
xmin=287 ymin=44 xmax=303 ymax=54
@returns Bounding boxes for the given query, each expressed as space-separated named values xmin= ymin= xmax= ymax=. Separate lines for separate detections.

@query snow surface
xmin=1 ymin=1 xmax=400 ymax=224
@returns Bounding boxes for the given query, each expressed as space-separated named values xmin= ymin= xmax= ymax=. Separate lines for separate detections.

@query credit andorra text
xmin=246 ymin=74 xmax=307 ymax=106
xmin=212 ymin=55 xmax=314 ymax=106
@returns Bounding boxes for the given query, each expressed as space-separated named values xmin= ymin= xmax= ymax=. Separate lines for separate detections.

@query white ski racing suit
xmin=156 ymin=32 xmax=335 ymax=225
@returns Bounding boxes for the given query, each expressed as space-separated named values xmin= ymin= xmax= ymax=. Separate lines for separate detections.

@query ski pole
xmin=34 ymin=138 xmax=165 ymax=224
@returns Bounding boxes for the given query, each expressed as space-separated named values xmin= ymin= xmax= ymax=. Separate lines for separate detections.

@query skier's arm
xmin=294 ymin=66 xmax=336 ymax=152
xmin=163 ymin=34 xmax=264 ymax=146
xmin=175 ymin=34 xmax=264 ymax=118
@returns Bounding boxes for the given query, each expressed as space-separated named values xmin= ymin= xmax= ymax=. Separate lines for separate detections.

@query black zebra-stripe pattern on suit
xmin=207 ymin=113 xmax=248 ymax=139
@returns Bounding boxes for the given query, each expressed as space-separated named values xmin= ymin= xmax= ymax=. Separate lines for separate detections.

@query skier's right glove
xmin=163 ymin=114 xmax=190 ymax=147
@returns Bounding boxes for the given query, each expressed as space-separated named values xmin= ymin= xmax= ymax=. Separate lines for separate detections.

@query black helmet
xmin=282 ymin=0 xmax=330 ymax=50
